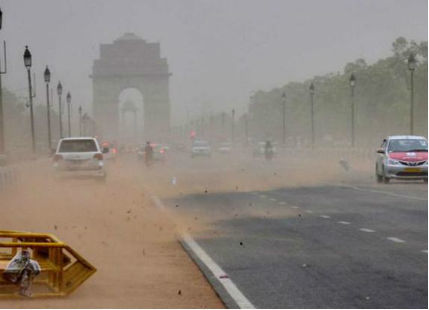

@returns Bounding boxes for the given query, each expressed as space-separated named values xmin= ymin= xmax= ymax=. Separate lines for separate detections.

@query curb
xmin=150 ymin=195 xmax=254 ymax=309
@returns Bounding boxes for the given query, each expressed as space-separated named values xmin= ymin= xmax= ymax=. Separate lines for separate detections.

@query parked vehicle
xmin=375 ymin=135 xmax=428 ymax=183
xmin=53 ymin=137 xmax=107 ymax=181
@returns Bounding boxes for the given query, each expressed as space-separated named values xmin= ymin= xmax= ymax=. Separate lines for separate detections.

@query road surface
xmin=156 ymin=152 xmax=428 ymax=308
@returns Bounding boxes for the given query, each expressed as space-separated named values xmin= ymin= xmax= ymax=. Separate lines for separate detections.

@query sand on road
xmin=0 ymin=159 xmax=223 ymax=308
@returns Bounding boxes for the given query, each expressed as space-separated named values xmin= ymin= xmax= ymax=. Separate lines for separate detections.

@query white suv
xmin=53 ymin=137 xmax=107 ymax=181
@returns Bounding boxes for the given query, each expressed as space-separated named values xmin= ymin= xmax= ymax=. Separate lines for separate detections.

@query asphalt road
xmin=167 ymin=181 xmax=428 ymax=308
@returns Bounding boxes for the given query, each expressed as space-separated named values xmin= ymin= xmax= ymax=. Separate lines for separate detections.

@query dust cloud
xmin=0 ymin=158 xmax=224 ymax=308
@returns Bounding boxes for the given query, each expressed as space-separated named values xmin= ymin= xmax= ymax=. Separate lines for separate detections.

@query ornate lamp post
xmin=222 ymin=111 xmax=226 ymax=136
xmin=24 ymin=46 xmax=36 ymax=154
xmin=44 ymin=66 xmax=52 ymax=151
xmin=408 ymin=53 xmax=416 ymax=135
xmin=0 ymin=7 xmax=5 ymax=155
xmin=349 ymin=73 xmax=356 ymax=147
xmin=309 ymin=82 xmax=315 ymax=149
xmin=57 ymin=81 xmax=63 ymax=138
xmin=231 ymin=108 xmax=235 ymax=143
xmin=78 ymin=105 xmax=82 ymax=136
xmin=66 ymin=91 xmax=71 ymax=137
xmin=281 ymin=92 xmax=286 ymax=146
xmin=244 ymin=113 xmax=249 ymax=146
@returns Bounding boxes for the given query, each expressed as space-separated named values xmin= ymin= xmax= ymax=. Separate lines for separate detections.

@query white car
xmin=375 ymin=135 xmax=428 ymax=183
xmin=53 ymin=137 xmax=107 ymax=181
xmin=191 ymin=140 xmax=211 ymax=158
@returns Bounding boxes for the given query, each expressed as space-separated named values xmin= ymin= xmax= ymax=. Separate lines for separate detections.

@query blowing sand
xmin=0 ymin=159 xmax=223 ymax=308
xmin=0 ymin=150 xmax=373 ymax=308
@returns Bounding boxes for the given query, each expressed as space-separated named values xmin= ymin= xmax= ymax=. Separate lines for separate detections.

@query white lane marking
xmin=319 ymin=215 xmax=331 ymax=219
xmin=421 ymin=250 xmax=428 ymax=253
xmin=269 ymin=198 xmax=277 ymax=202
xmin=387 ymin=237 xmax=405 ymax=243
xmin=182 ymin=233 xmax=255 ymax=309
xmin=305 ymin=210 xmax=313 ymax=214
xmin=278 ymin=201 xmax=286 ymax=205
xmin=359 ymin=228 xmax=375 ymax=233
xmin=291 ymin=206 xmax=300 ymax=209
xmin=152 ymin=196 xmax=255 ymax=309
xmin=337 ymin=221 xmax=351 ymax=225
xmin=337 ymin=184 xmax=427 ymax=201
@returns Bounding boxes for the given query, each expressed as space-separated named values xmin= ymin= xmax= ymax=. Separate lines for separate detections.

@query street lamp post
xmin=44 ymin=66 xmax=52 ymax=151
xmin=408 ymin=53 xmax=416 ymax=135
xmin=0 ymin=7 xmax=6 ymax=156
xmin=244 ymin=113 xmax=248 ymax=146
xmin=82 ymin=113 xmax=88 ymax=136
xmin=24 ymin=46 xmax=36 ymax=154
xmin=66 ymin=92 xmax=71 ymax=137
xmin=281 ymin=92 xmax=286 ymax=146
xmin=231 ymin=108 xmax=235 ymax=143
xmin=349 ymin=73 xmax=356 ymax=147
xmin=57 ymin=82 xmax=63 ymax=138
xmin=78 ymin=105 xmax=82 ymax=136
xmin=222 ymin=112 xmax=226 ymax=136
xmin=309 ymin=82 xmax=315 ymax=149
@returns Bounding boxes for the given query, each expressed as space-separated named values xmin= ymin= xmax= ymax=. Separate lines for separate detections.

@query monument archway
xmin=118 ymin=88 xmax=143 ymax=143
xmin=91 ymin=33 xmax=171 ymax=141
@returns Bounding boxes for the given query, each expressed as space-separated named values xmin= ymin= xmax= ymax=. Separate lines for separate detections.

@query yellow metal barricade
xmin=0 ymin=230 xmax=96 ymax=298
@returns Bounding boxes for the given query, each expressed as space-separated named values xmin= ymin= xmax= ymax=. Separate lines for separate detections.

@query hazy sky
xmin=1 ymin=0 xmax=427 ymax=124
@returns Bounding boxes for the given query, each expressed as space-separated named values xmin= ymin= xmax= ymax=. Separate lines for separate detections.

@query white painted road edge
xmin=151 ymin=195 xmax=255 ymax=309
xmin=182 ymin=233 xmax=255 ymax=309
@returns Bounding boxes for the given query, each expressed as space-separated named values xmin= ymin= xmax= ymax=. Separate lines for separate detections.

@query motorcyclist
xmin=264 ymin=140 xmax=274 ymax=161
xmin=144 ymin=141 xmax=154 ymax=166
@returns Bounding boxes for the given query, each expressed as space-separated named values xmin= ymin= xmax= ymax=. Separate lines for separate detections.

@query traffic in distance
xmin=0 ymin=1 xmax=427 ymax=308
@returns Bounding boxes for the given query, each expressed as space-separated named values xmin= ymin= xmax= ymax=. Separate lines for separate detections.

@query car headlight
xmin=388 ymin=159 xmax=400 ymax=165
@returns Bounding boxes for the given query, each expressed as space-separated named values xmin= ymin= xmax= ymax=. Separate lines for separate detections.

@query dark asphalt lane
xmin=167 ymin=184 xmax=427 ymax=308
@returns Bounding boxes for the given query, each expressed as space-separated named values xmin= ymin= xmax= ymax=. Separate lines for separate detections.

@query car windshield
xmin=388 ymin=139 xmax=428 ymax=152
xmin=59 ymin=139 xmax=98 ymax=152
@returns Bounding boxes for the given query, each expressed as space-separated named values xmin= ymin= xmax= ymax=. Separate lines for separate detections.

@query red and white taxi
xmin=376 ymin=135 xmax=428 ymax=183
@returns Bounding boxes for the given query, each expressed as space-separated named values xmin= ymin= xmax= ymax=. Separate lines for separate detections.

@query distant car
xmin=191 ymin=140 xmax=211 ymax=158
xmin=101 ymin=141 xmax=118 ymax=161
xmin=217 ymin=142 xmax=232 ymax=154
xmin=53 ymin=137 xmax=107 ymax=181
xmin=375 ymin=135 xmax=428 ymax=183
xmin=253 ymin=141 xmax=276 ymax=157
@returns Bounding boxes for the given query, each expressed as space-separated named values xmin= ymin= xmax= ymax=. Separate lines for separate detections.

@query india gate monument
xmin=91 ymin=33 xmax=171 ymax=141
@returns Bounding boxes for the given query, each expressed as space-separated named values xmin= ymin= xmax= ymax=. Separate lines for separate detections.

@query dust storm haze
xmin=0 ymin=0 xmax=427 ymax=308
